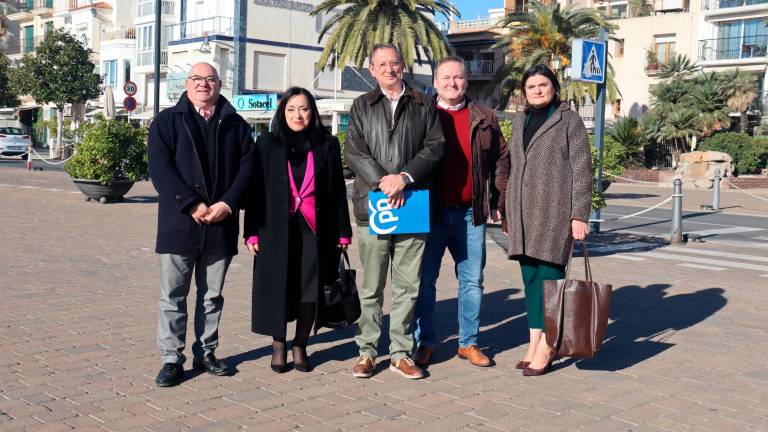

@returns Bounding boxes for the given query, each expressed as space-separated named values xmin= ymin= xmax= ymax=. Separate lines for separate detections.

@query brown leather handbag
xmin=543 ymin=239 xmax=612 ymax=358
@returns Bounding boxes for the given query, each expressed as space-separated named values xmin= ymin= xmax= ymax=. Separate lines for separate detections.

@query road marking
xmin=761 ymin=274 xmax=768 ymax=278
xmin=678 ymin=263 xmax=726 ymax=271
xmin=607 ymin=254 xmax=646 ymax=261
xmin=664 ymin=246 xmax=768 ymax=263
xmin=587 ymin=242 xmax=655 ymax=253
xmin=18 ymin=185 xmax=39 ymax=189
xmin=603 ymin=212 xmax=750 ymax=227
xmin=42 ymin=188 xmax=61 ymax=192
xmin=685 ymin=227 xmax=765 ymax=236
xmin=629 ymin=251 xmax=768 ymax=272
xmin=756 ymin=237 xmax=768 ymax=241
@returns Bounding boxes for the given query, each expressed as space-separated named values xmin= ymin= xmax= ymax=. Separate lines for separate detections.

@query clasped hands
xmin=190 ymin=202 xmax=230 ymax=225
xmin=379 ymin=174 xmax=406 ymax=208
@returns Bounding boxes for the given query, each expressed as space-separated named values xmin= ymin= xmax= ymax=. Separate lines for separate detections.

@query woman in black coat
xmin=244 ymin=87 xmax=352 ymax=373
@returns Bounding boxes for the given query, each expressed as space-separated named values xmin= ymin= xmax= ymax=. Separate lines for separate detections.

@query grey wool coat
xmin=496 ymin=102 xmax=593 ymax=266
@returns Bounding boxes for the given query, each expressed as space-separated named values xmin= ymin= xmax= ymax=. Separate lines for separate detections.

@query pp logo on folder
xmin=368 ymin=190 xmax=430 ymax=235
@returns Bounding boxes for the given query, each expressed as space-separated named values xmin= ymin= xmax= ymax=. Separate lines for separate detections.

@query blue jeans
xmin=414 ymin=207 xmax=486 ymax=348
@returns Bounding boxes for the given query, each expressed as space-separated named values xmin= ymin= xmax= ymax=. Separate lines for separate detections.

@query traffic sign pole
xmin=589 ymin=27 xmax=608 ymax=234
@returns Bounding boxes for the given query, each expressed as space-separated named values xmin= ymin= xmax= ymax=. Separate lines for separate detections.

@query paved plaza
xmin=1 ymin=168 xmax=767 ymax=431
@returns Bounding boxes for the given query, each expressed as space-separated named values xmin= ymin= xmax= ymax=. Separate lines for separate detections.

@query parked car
xmin=0 ymin=127 xmax=32 ymax=160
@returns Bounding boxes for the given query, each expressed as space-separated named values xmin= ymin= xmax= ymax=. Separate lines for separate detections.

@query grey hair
xmin=435 ymin=56 xmax=466 ymax=74
xmin=369 ymin=43 xmax=405 ymax=65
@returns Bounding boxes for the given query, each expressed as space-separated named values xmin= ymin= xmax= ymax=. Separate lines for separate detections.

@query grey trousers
xmin=157 ymin=253 xmax=232 ymax=365
xmin=354 ymin=227 xmax=426 ymax=362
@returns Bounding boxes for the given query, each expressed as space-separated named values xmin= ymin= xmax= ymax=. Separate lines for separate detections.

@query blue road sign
xmin=368 ymin=190 xmax=430 ymax=235
xmin=571 ymin=39 xmax=606 ymax=84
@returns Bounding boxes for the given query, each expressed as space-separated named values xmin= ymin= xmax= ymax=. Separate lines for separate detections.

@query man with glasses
xmin=345 ymin=44 xmax=444 ymax=379
xmin=148 ymin=62 xmax=256 ymax=387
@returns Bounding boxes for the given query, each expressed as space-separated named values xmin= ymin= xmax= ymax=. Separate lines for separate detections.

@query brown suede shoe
xmin=352 ymin=356 xmax=375 ymax=378
xmin=413 ymin=345 xmax=433 ymax=367
xmin=457 ymin=345 xmax=491 ymax=367
xmin=389 ymin=357 xmax=424 ymax=379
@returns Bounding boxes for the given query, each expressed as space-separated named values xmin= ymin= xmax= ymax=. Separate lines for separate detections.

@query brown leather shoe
xmin=413 ymin=345 xmax=433 ymax=367
xmin=515 ymin=361 xmax=530 ymax=370
xmin=352 ymin=356 xmax=375 ymax=378
xmin=457 ymin=345 xmax=491 ymax=367
xmin=389 ymin=357 xmax=424 ymax=379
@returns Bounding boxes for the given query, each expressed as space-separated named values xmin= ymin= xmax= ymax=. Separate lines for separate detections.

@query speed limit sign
xmin=123 ymin=81 xmax=138 ymax=96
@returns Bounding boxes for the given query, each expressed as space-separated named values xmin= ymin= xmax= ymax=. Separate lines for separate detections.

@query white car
xmin=0 ymin=127 xmax=32 ymax=160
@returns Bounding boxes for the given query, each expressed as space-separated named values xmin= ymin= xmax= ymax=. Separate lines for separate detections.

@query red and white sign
xmin=123 ymin=81 xmax=138 ymax=96
xmin=123 ymin=96 xmax=137 ymax=112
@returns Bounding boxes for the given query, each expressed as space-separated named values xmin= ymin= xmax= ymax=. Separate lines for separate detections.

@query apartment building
xmin=1 ymin=0 xmax=57 ymax=62
xmin=697 ymin=0 xmax=768 ymax=103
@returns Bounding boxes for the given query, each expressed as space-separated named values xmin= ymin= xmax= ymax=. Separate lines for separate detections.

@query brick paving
xmin=1 ymin=169 xmax=767 ymax=431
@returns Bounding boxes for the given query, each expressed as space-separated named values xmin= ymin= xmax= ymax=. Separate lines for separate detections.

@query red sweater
xmin=436 ymin=105 xmax=472 ymax=206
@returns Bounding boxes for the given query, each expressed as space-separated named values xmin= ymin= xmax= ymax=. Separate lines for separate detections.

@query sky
xmin=448 ymin=0 xmax=503 ymax=21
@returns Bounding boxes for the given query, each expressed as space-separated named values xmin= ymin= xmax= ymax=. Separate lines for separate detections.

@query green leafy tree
xmin=0 ymin=54 xmax=19 ymax=108
xmin=312 ymin=0 xmax=458 ymax=72
xmin=12 ymin=29 xmax=101 ymax=158
xmin=628 ymin=0 xmax=652 ymax=17
xmin=720 ymin=69 xmax=759 ymax=133
xmin=490 ymin=1 xmax=620 ymax=109
xmin=700 ymin=132 xmax=768 ymax=175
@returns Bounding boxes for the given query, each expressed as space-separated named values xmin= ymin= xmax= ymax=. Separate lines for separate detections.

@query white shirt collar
xmin=436 ymin=97 xmax=467 ymax=111
xmin=381 ymin=83 xmax=406 ymax=102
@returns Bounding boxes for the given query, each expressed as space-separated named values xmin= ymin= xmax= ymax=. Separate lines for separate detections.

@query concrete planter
xmin=72 ymin=179 xmax=135 ymax=204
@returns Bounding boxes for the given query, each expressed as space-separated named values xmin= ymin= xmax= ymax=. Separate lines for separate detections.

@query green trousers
xmin=519 ymin=256 xmax=565 ymax=330
xmin=354 ymin=226 xmax=426 ymax=361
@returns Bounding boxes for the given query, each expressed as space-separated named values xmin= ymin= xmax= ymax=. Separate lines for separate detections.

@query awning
xmin=128 ymin=110 xmax=156 ymax=120
xmin=239 ymin=111 xmax=275 ymax=122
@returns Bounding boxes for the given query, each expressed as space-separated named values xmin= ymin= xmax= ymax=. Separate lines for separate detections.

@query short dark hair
xmin=435 ymin=55 xmax=466 ymax=74
xmin=271 ymin=87 xmax=327 ymax=141
xmin=520 ymin=64 xmax=561 ymax=104
xmin=369 ymin=43 xmax=404 ymax=65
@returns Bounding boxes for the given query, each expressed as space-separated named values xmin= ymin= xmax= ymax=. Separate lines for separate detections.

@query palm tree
xmin=690 ymin=72 xmax=731 ymax=137
xmin=657 ymin=54 xmax=700 ymax=79
xmin=489 ymin=1 xmax=619 ymax=109
xmin=720 ymin=69 xmax=759 ymax=132
xmin=312 ymin=0 xmax=458 ymax=72
xmin=607 ymin=117 xmax=643 ymax=163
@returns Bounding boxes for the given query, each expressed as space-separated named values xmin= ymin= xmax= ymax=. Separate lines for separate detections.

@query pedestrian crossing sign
xmin=571 ymin=39 xmax=606 ymax=84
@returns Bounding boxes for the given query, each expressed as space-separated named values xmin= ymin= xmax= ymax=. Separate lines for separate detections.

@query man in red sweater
xmin=413 ymin=56 xmax=509 ymax=367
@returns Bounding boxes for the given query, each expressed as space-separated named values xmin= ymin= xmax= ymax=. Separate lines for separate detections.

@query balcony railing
xmin=171 ymin=16 xmax=233 ymax=41
xmin=645 ymin=51 xmax=676 ymax=75
xmin=702 ymin=0 xmax=768 ymax=10
xmin=68 ymin=0 xmax=91 ymax=9
xmin=698 ymin=35 xmax=768 ymax=61
xmin=136 ymin=50 xmax=168 ymax=67
xmin=464 ymin=59 xmax=497 ymax=77
xmin=137 ymin=0 xmax=175 ymax=18
xmin=0 ymin=35 xmax=44 ymax=55
xmin=8 ymin=0 xmax=53 ymax=12
xmin=450 ymin=16 xmax=502 ymax=33
xmin=103 ymin=27 xmax=137 ymax=41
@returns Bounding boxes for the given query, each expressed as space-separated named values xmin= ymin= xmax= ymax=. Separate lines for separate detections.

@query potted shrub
xmin=64 ymin=116 xmax=148 ymax=203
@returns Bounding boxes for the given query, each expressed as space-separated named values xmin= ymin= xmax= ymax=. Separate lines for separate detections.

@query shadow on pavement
xmin=604 ymin=193 xmax=659 ymax=199
xmin=557 ymin=283 xmax=727 ymax=371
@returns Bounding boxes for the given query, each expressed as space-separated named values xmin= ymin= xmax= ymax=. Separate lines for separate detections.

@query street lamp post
xmin=153 ymin=0 xmax=161 ymax=117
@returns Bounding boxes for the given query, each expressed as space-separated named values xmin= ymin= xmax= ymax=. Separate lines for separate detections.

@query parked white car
xmin=0 ymin=127 xmax=32 ymax=160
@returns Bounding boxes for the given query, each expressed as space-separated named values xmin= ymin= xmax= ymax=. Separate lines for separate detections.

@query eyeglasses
xmin=188 ymin=75 xmax=219 ymax=86
xmin=372 ymin=61 xmax=402 ymax=71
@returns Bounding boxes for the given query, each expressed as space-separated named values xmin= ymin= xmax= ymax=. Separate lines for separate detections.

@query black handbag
xmin=321 ymin=250 xmax=361 ymax=329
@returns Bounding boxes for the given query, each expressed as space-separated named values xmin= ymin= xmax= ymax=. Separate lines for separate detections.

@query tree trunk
xmin=740 ymin=111 xmax=748 ymax=133
xmin=56 ymin=107 xmax=64 ymax=159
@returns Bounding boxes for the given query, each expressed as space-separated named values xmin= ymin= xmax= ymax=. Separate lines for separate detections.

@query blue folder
xmin=368 ymin=190 xmax=430 ymax=235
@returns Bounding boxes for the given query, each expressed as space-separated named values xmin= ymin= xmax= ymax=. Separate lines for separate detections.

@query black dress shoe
xmin=192 ymin=354 xmax=231 ymax=376
xmin=292 ymin=345 xmax=313 ymax=373
xmin=155 ymin=363 xmax=183 ymax=387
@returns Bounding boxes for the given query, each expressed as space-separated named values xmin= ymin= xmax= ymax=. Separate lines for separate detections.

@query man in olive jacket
xmin=345 ymin=44 xmax=444 ymax=380
xmin=148 ymin=63 xmax=256 ymax=387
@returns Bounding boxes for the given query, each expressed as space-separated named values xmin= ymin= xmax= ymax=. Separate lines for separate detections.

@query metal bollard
xmin=712 ymin=168 xmax=721 ymax=211
xmin=26 ymin=145 xmax=33 ymax=171
xmin=671 ymin=178 xmax=683 ymax=245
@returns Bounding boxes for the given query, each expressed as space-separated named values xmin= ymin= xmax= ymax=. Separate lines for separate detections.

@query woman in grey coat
xmin=496 ymin=64 xmax=592 ymax=376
